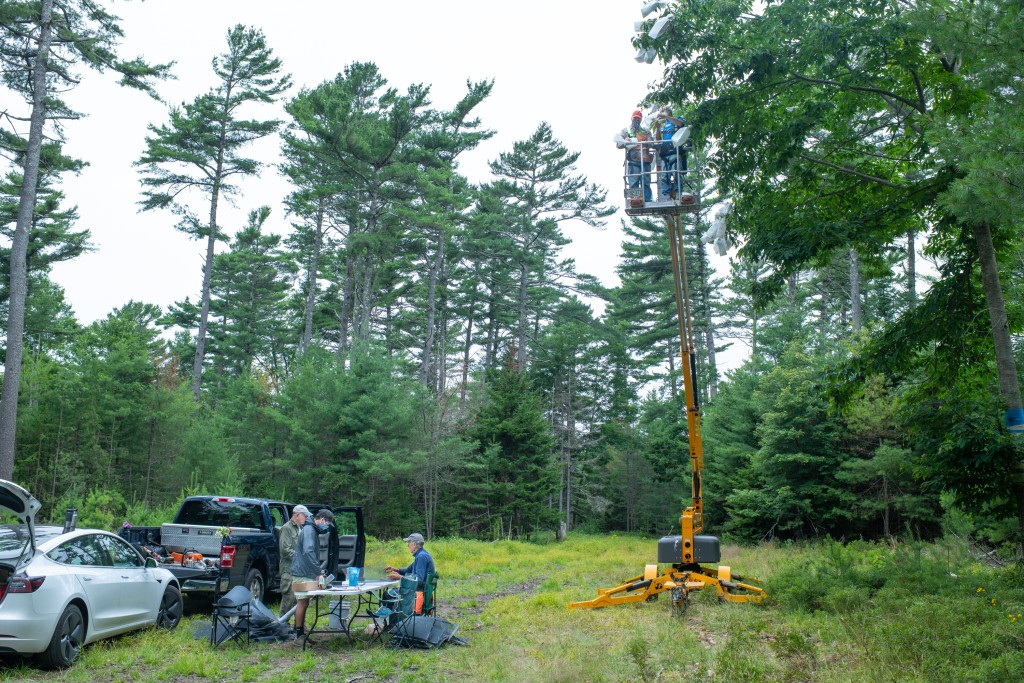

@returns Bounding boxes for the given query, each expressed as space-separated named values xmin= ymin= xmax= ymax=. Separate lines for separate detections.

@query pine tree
xmin=207 ymin=207 xmax=296 ymax=382
xmin=488 ymin=123 xmax=613 ymax=368
xmin=472 ymin=353 xmax=557 ymax=538
xmin=0 ymin=0 xmax=169 ymax=478
xmin=136 ymin=24 xmax=290 ymax=402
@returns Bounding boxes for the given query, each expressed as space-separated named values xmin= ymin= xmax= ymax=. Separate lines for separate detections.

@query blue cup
xmin=348 ymin=566 xmax=360 ymax=587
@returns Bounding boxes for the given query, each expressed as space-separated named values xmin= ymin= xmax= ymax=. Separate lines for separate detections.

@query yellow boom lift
xmin=569 ymin=141 xmax=765 ymax=614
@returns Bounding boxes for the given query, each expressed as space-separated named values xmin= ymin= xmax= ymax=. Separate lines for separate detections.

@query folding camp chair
xmin=210 ymin=585 xmax=253 ymax=646
xmin=387 ymin=572 xmax=452 ymax=649
xmin=367 ymin=575 xmax=415 ymax=642
xmin=422 ymin=572 xmax=439 ymax=616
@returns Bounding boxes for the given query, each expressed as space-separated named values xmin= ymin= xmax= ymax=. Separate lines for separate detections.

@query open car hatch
xmin=0 ymin=479 xmax=42 ymax=565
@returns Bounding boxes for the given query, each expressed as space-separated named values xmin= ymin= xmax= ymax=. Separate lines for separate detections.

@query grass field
xmin=1 ymin=534 xmax=1021 ymax=682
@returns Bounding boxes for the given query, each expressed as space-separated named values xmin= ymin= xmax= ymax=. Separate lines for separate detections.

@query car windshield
xmin=0 ymin=524 xmax=62 ymax=561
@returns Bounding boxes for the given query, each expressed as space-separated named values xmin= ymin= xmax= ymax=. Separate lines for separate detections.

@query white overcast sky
xmin=15 ymin=0 xmax=748 ymax=370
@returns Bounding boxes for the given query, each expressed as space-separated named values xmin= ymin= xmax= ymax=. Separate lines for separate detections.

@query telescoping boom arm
xmin=569 ymin=211 xmax=765 ymax=613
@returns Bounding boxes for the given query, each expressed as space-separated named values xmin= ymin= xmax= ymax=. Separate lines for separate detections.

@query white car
xmin=0 ymin=480 xmax=182 ymax=668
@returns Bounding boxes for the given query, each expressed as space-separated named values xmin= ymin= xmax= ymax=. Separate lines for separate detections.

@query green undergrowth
xmin=1 ymin=535 xmax=1020 ymax=682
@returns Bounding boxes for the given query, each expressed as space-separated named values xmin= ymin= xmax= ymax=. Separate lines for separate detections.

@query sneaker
xmin=294 ymin=626 xmax=305 ymax=637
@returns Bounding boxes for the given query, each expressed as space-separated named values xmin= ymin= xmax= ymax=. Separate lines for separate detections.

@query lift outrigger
xmin=568 ymin=152 xmax=765 ymax=614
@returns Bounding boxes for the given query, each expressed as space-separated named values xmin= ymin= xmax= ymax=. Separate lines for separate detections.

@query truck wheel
xmin=156 ymin=585 xmax=182 ymax=629
xmin=38 ymin=603 xmax=85 ymax=669
xmin=244 ymin=568 xmax=265 ymax=602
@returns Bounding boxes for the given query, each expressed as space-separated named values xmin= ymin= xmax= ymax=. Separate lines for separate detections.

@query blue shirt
xmin=397 ymin=547 xmax=435 ymax=589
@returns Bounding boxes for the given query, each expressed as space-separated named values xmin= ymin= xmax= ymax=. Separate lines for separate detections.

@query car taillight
xmin=221 ymin=545 xmax=236 ymax=568
xmin=7 ymin=577 xmax=45 ymax=593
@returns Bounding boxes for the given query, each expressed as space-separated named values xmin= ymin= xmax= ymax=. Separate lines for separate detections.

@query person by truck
xmin=277 ymin=504 xmax=307 ymax=617
xmin=120 ymin=496 xmax=364 ymax=602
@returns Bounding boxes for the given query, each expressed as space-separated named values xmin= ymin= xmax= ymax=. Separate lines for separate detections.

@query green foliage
xmin=472 ymin=356 xmax=558 ymax=538
xmin=626 ymin=634 xmax=655 ymax=683
xmin=723 ymin=347 xmax=854 ymax=541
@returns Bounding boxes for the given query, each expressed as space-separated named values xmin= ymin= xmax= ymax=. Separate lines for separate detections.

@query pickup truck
xmin=119 ymin=496 xmax=365 ymax=602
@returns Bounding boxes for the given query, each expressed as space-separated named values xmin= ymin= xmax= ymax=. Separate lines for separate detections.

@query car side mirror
xmin=144 ymin=557 xmax=158 ymax=569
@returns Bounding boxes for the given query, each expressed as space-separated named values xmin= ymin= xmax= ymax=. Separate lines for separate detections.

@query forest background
xmin=1 ymin=0 xmax=1023 ymax=556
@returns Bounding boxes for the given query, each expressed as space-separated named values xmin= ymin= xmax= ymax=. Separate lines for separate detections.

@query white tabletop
xmin=297 ymin=579 xmax=399 ymax=598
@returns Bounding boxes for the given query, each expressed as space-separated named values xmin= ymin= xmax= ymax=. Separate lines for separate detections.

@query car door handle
xmin=82 ymin=576 xmax=93 ymax=581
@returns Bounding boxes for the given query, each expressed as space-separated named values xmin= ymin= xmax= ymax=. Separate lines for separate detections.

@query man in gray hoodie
xmin=291 ymin=508 xmax=333 ymax=636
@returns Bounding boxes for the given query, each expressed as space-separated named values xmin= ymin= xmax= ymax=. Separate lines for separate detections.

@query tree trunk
xmin=906 ymin=227 xmax=917 ymax=306
xmin=516 ymin=264 xmax=528 ymax=369
xmin=338 ymin=252 xmax=354 ymax=361
xmin=460 ymin=305 xmax=474 ymax=402
xmin=191 ymin=90 xmax=232 ymax=402
xmin=971 ymin=220 xmax=1024 ymax=543
xmin=192 ymin=223 xmax=218 ymax=401
xmin=484 ymin=284 xmax=498 ymax=371
xmin=849 ymin=248 xmax=862 ymax=331
xmin=667 ymin=341 xmax=678 ymax=398
xmin=357 ymin=250 xmax=374 ymax=341
xmin=565 ymin=366 xmax=575 ymax=530
xmin=0 ymin=0 xmax=54 ymax=479
xmin=420 ymin=228 xmax=442 ymax=389
xmin=301 ymin=202 xmax=325 ymax=354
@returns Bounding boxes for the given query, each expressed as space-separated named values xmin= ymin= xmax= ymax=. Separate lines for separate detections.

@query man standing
xmin=278 ymin=504 xmax=308 ymax=619
xmin=654 ymin=106 xmax=688 ymax=201
xmin=291 ymin=508 xmax=332 ymax=636
xmin=614 ymin=110 xmax=654 ymax=204
xmin=384 ymin=532 xmax=435 ymax=591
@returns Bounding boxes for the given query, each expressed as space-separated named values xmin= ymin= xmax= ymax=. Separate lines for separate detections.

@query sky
xmin=15 ymin=0 xmax=748 ymax=371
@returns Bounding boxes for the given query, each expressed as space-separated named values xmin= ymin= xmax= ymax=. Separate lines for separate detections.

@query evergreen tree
xmin=282 ymin=63 xmax=429 ymax=355
xmin=724 ymin=347 xmax=852 ymax=540
xmin=0 ymin=0 xmax=169 ymax=479
xmin=472 ymin=353 xmax=558 ymax=538
xmin=531 ymin=297 xmax=606 ymax=530
xmin=136 ymin=24 xmax=290 ymax=402
xmin=207 ymin=207 xmax=296 ymax=383
xmin=488 ymin=123 xmax=613 ymax=368
xmin=645 ymin=0 xmax=1024 ymax=538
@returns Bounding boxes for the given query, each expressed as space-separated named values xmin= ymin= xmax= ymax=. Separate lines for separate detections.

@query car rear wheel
xmin=38 ymin=603 xmax=84 ymax=669
xmin=244 ymin=568 xmax=265 ymax=602
xmin=156 ymin=585 xmax=182 ymax=629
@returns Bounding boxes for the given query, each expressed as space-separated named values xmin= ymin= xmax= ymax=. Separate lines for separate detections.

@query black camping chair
xmin=211 ymin=585 xmax=253 ymax=646
xmin=368 ymin=574 xmax=416 ymax=644
xmin=387 ymin=572 xmax=459 ymax=649
xmin=208 ymin=585 xmax=294 ymax=646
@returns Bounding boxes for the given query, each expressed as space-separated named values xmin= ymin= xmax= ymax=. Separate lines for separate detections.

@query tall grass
xmin=1 ymin=535 xmax=1020 ymax=682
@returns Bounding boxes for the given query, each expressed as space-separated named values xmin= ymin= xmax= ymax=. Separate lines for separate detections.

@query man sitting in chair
xmin=384 ymin=532 xmax=434 ymax=591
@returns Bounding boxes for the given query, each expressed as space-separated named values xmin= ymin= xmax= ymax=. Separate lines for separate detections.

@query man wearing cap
xmin=278 ymin=505 xmax=308 ymax=619
xmin=613 ymin=110 xmax=653 ymax=203
xmin=290 ymin=508 xmax=333 ymax=636
xmin=384 ymin=532 xmax=435 ymax=591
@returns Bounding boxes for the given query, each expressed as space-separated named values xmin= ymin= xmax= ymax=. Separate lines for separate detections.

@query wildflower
xmin=990 ymin=598 xmax=997 ymax=606
xmin=977 ymin=587 xmax=985 ymax=593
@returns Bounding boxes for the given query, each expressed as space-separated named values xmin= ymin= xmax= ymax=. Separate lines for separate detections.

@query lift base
xmin=568 ymin=563 xmax=765 ymax=613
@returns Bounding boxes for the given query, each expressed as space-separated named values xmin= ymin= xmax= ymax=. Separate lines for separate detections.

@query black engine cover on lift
xmin=658 ymin=534 xmax=721 ymax=564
